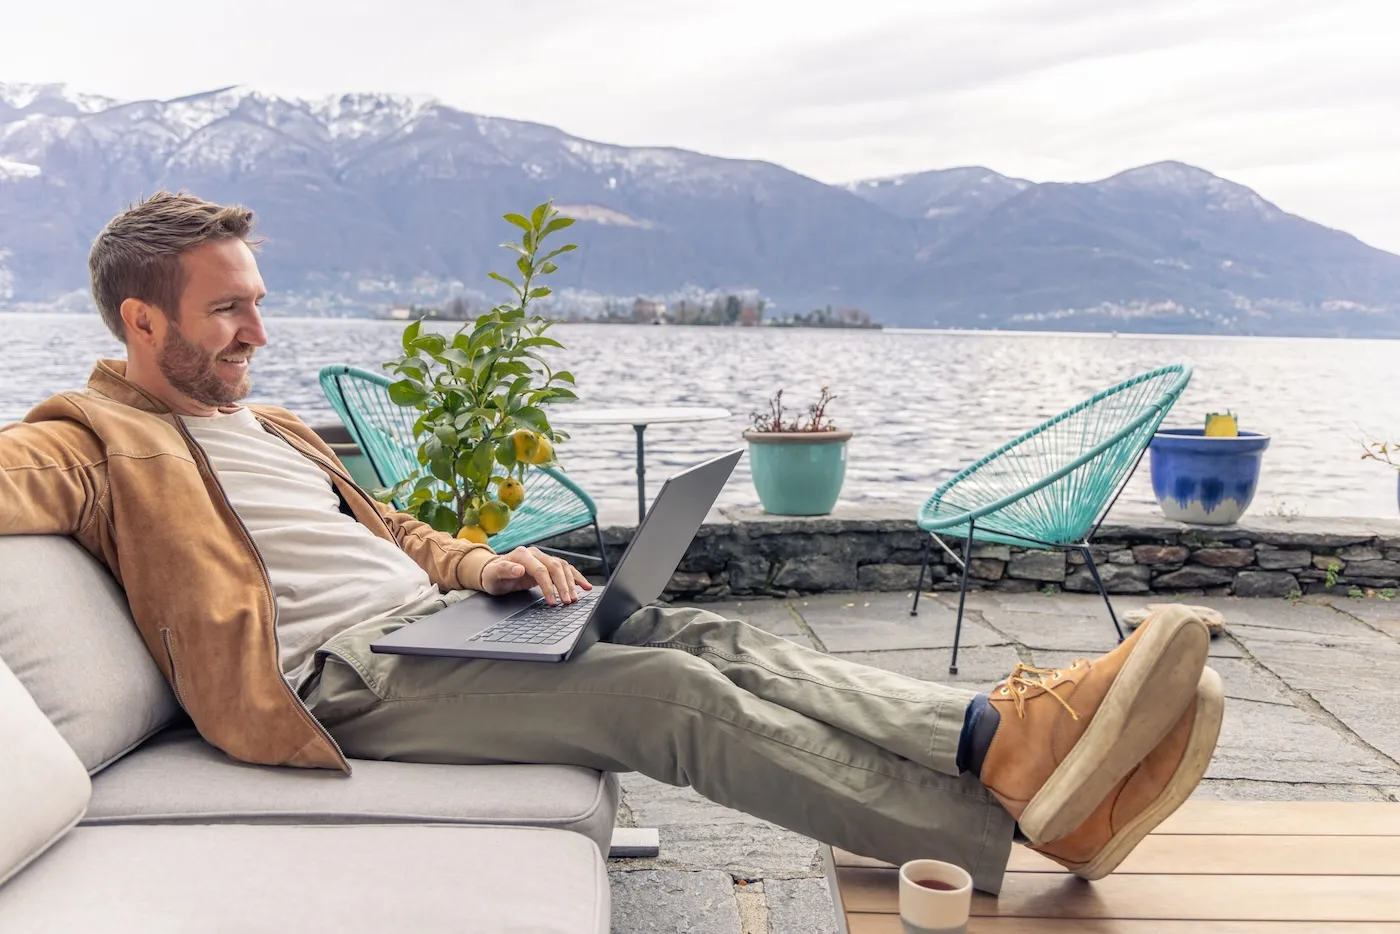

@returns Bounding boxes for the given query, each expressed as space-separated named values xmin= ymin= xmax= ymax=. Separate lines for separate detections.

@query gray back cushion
xmin=0 ymin=653 xmax=91 ymax=887
xmin=0 ymin=536 xmax=180 ymax=774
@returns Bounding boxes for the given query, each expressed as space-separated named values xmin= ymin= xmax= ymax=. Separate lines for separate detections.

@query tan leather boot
xmin=1034 ymin=665 xmax=1225 ymax=879
xmin=978 ymin=604 xmax=1211 ymax=844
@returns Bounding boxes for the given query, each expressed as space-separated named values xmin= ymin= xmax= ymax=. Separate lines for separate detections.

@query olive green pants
xmin=301 ymin=593 xmax=1016 ymax=893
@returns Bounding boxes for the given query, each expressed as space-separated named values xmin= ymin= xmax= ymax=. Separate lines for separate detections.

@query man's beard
xmin=157 ymin=325 xmax=255 ymax=408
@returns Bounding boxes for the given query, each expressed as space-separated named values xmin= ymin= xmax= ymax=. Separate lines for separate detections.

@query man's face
xmin=157 ymin=239 xmax=268 ymax=408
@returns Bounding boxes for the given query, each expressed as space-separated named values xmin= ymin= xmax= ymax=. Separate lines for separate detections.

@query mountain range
xmin=2 ymin=81 xmax=1398 ymax=336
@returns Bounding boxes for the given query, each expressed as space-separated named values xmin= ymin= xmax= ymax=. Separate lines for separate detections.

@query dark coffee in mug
xmin=914 ymin=878 xmax=959 ymax=891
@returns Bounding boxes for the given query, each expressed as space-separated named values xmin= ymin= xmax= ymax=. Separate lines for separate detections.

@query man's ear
xmin=120 ymin=298 xmax=160 ymax=347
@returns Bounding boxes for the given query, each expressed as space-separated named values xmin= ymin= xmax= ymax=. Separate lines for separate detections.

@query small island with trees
xmin=385 ymin=293 xmax=881 ymax=330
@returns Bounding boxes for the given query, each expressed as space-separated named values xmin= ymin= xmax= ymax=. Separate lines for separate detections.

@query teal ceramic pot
xmin=743 ymin=429 xmax=852 ymax=516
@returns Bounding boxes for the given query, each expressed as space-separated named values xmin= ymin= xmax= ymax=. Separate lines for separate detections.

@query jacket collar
xmin=86 ymin=358 xmax=174 ymax=415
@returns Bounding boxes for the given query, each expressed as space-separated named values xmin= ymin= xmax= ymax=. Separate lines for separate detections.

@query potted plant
xmin=1360 ymin=438 xmax=1399 ymax=512
xmin=742 ymin=386 xmax=851 ymax=516
xmin=377 ymin=201 xmax=580 ymax=542
xmin=1148 ymin=411 xmax=1270 ymax=525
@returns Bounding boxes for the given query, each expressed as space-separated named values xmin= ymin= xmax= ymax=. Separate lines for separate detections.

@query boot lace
xmin=998 ymin=661 xmax=1082 ymax=720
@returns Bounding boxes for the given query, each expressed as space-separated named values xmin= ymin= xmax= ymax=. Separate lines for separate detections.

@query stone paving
xmin=605 ymin=588 xmax=1400 ymax=933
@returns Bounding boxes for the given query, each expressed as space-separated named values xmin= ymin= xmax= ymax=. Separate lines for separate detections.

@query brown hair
xmin=88 ymin=191 xmax=261 ymax=341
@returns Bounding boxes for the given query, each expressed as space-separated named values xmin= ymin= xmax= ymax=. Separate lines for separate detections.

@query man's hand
xmin=480 ymin=546 xmax=593 ymax=605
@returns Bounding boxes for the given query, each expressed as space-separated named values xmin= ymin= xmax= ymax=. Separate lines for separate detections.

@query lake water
xmin=4 ymin=313 xmax=1397 ymax=521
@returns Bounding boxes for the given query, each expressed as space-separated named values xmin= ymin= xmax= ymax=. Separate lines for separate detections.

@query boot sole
xmin=1074 ymin=666 xmax=1225 ymax=880
xmin=1019 ymin=605 xmax=1210 ymax=844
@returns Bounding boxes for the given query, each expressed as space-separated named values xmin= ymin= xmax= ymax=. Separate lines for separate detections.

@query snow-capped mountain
xmin=2 ymin=82 xmax=1399 ymax=335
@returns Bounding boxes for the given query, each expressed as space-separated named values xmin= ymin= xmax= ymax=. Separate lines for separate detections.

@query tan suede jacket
xmin=0 ymin=359 xmax=497 ymax=773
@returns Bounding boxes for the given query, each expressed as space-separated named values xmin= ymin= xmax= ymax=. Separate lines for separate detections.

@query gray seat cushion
xmin=0 ymin=824 xmax=609 ymax=933
xmin=87 ymin=729 xmax=619 ymax=853
xmin=0 ymin=655 xmax=91 ymax=886
xmin=0 ymin=536 xmax=180 ymax=773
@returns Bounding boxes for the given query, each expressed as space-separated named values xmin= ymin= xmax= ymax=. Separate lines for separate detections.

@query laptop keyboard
xmin=470 ymin=591 xmax=599 ymax=645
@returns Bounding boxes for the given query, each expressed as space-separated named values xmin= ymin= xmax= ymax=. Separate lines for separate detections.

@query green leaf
xmin=388 ymin=380 xmax=431 ymax=406
xmin=411 ymin=334 xmax=447 ymax=354
xmin=426 ymin=503 xmax=459 ymax=534
xmin=503 ymin=213 xmax=532 ymax=231
xmin=531 ymin=202 xmax=550 ymax=229
xmin=433 ymin=424 xmax=457 ymax=446
xmin=487 ymin=271 xmax=521 ymax=293
xmin=545 ymin=387 xmax=578 ymax=402
xmin=522 ymin=229 xmax=535 ymax=252
xmin=495 ymin=436 xmax=518 ymax=470
xmin=542 ymin=244 xmax=577 ymax=261
xmin=401 ymin=319 xmax=422 ymax=353
xmin=516 ymin=255 xmax=531 ymax=277
xmin=393 ymin=358 xmax=428 ymax=379
xmin=543 ymin=217 xmax=575 ymax=235
xmin=552 ymin=370 xmax=576 ymax=384
xmin=513 ymin=406 xmax=550 ymax=432
xmin=499 ymin=241 xmax=529 ymax=256
xmin=539 ymin=262 xmax=559 ymax=275
xmin=527 ymin=287 xmax=552 ymax=299
xmin=429 ymin=453 xmax=455 ymax=483
xmin=440 ymin=347 xmax=472 ymax=368
xmin=472 ymin=439 xmax=495 ymax=475
xmin=454 ymin=450 xmax=475 ymax=479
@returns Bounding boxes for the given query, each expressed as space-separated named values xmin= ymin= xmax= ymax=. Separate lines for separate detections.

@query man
xmin=0 ymin=192 xmax=1223 ymax=894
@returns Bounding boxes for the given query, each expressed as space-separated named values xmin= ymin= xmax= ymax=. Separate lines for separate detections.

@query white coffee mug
xmin=898 ymin=858 xmax=973 ymax=934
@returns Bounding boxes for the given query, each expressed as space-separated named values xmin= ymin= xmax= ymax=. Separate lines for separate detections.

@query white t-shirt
xmin=180 ymin=407 xmax=441 ymax=689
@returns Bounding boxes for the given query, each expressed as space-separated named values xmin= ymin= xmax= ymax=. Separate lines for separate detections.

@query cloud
xmin=2 ymin=0 xmax=1397 ymax=250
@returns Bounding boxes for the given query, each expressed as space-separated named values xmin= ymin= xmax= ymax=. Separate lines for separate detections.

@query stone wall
xmin=541 ymin=505 xmax=1400 ymax=602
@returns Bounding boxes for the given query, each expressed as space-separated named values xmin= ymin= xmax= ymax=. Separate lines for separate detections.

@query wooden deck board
xmin=826 ymin=802 xmax=1400 ymax=933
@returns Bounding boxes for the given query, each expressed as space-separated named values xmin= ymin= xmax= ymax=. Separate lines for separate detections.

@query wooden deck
xmin=823 ymin=802 xmax=1400 ymax=933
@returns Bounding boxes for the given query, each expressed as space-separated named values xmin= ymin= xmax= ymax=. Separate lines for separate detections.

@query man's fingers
xmin=528 ymin=547 xmax=572 ymax=603
xmin=523 ymin=554 xmax=559 ymax=604
xmin=569 ymin=564 xmax=593 ymax=590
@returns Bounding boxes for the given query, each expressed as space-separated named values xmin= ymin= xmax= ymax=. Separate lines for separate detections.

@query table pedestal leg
xmin=634 ymin=424 xmax=647 ymax=524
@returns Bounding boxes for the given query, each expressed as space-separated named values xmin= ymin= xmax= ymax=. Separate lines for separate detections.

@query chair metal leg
xmin=593 ymin=522 xmax=612 ymax=581
xmin=910 ymin=536 xmax=931 ymax=616
xmin=950 ymin=522 xmax=976 ymax=675
xmin=1079 ymin=546 xmax=1125 ymax=642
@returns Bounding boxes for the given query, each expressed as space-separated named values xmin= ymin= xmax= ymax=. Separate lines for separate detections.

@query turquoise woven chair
xmin=318 ymin=365 xmax=610 ymax=577
xmin=912 ymin=364 xmax=1192 ymax=673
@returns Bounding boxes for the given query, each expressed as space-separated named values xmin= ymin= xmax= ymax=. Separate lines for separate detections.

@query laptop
xmin=370 ymin=448 xmax=743 ymax=662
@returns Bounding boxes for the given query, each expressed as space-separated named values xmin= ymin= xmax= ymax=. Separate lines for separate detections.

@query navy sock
xmin=955 ymin=693 xmax=1002 ymax=777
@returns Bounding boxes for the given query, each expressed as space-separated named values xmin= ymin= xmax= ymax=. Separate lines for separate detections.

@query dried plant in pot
xmin=1360 ymin=438 xmax=1400 ymax=513
xmin=741 ymin=387 xmax=851 ymax=516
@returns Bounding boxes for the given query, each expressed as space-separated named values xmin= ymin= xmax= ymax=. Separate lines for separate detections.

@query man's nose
xmin=241 ymin=307 xmax=269 ymax=347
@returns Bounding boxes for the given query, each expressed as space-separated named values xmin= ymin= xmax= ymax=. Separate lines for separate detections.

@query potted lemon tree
xmin=742 ymin=386 xmax=851 ymax=516
xmin=377 ymin=201 xmax=578 ymax=543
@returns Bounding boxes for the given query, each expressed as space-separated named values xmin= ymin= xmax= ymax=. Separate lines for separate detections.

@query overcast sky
xmin=5 ymin=0 xmax=1397 ymax=251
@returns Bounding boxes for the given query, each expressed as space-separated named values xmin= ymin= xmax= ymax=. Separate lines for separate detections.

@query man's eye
xmin=216 ymin=305 xmax=235 ymax=313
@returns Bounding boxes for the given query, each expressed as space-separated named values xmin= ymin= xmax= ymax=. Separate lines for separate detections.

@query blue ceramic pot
xmin=1149 ymin=429 xmax=1270 ymax=525
xmin=743 ymin=429 xmax=851 ymax=516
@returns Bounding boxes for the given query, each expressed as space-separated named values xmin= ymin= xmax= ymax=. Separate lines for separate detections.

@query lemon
xmin=456 ymin=525 xmax=489 ymax=544
xmin=526 ymin=435 xmax=554 ymax=465
xmin=498 ymin=477 xmax=525 ymax=509
xmin=1204 ymin=412 xmax=1238 ymax=437
xmin=511 ymin=429 xmax=539 ymax=463
xmin=479 ymin=500 xmax=511 ymax=535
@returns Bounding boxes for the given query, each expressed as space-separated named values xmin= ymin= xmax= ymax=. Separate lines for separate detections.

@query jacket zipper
xmin=160 ymin=628 xmax=187 ymax=711
xmin=173 ymin=417 xmax=350 ymax=771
